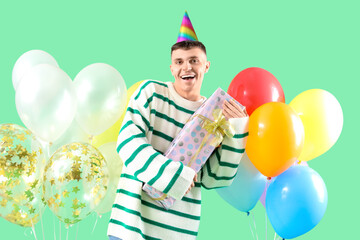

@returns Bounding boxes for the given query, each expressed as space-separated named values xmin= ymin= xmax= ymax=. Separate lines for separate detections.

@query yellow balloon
xmin=289 ymin=89 xmax=343 ymax=161
xmin=92 ymin=81 xmax=144 ymax=148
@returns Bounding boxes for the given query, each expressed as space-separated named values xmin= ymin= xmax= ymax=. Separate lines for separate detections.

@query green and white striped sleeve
xmin=200 ymin=117 xmax=249 ymax=189
xmin=117 ymin=81 xmax=196 ymax=200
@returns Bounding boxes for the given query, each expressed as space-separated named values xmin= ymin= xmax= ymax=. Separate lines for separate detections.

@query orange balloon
xmin=246 ymin=102 xmax=304 ymax=178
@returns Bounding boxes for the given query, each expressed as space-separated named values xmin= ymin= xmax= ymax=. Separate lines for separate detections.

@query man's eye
xmin=176 ymin=61 xmax=182 ymax=64
xmin=191 ymin=59 xmax=199 ymax=63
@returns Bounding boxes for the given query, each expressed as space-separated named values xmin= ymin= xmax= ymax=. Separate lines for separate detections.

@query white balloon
xmin=95 ymin=142 xmax=123 ymax=214
xmin=98 ymin=142 xmax=123 ymax=179
xmin=12 ymin=50 xmax=59 ymax=90
xmin=50 ymin=119 xmax=90 ymax=155
xmin=74 ymin=63 xmax=127 ymax=136
xmin=15 ymin=64 xmax=77 ymax=143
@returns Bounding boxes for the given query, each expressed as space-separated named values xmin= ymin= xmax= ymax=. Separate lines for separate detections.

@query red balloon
xmin=227 ymin=67 xmax=285 ymax=115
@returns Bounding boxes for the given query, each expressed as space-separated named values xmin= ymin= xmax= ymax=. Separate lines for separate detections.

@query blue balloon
xmin=266 ymin=165 xmax=328 ymax=239
xmin=216 ymin=153 xmax=267 ymax=212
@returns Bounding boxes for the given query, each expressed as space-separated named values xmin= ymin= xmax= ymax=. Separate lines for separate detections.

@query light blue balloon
xmin=266 ymin=165 xmax=328 ymax=239
xmin=216 ymin=153 xmax=267 ymax=212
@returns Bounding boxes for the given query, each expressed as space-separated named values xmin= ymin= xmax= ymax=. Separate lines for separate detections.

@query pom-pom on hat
xmin=177 ymin=11 xmax=198 ymax=42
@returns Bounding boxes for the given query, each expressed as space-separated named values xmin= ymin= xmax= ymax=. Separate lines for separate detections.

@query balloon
xmin=50 ymin=119 xmax=90 ymax=155
xmin=289 ymin=89 xmax=343 ymax=161
xmin=0 ymin=124 xmax=46 ymax=227
xmin=259 ymin=161 xmax=308 ymax=207
xmin=227 ymin=67 xmax=285 ymax=116
xmin=74 ymin=63 xmax=127 ymax=136
xmin=92 ymin=80 xmax=143 ymax=148
xmin=43 ymin=143 xmax=108 ymax=226
xmin=12 ymin=50 xmax=59 ymax=91
xmin=0 ymin=194 xmax=44 ymax=228
xmin=216 ymin=152 xmax=266 ymax=213
xmin=246 ymin=102 xmax=304 ymax=177
xmin=15 ymin=64 xmax=77 ymax=143
xmin=94 ymin=142 xmax=123 ymax=214
xmin=266 ymin=165 xmax=328 ymax=239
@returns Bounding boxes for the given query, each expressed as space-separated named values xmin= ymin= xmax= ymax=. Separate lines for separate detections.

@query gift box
xmin=142 ymin=88 xmax=245 ymax=209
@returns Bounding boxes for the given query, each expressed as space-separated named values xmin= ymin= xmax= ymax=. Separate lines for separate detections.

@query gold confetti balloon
xmin=0 ymin=124 xmax=46 ymax=227
xmin=43 ymin=142 xmax=109 ymax=226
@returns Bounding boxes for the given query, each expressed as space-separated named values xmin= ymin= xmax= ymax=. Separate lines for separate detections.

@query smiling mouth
xmin=181 ymin=75 xmax=195 ymax=80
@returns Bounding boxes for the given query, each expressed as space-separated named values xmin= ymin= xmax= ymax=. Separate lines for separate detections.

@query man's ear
xmin=170 ymin=64 xmax=174 ymax=75
xmin=205 ymin=61 xmax=211 ymax=73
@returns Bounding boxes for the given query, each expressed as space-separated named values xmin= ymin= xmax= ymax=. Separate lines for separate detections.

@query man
xmin=108 ymin=41 xmax=248 ymax=240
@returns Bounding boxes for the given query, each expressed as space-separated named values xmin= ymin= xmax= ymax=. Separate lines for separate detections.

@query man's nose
xmin=183 ymin=61 xmax=192 ymax=71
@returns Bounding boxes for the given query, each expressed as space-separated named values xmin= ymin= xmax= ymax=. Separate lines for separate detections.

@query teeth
xmin=181 ymin=75 xmax=195 ymax=79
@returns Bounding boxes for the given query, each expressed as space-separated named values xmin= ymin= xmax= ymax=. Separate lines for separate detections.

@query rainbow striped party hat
xmin=177 ymin=11 xmax=198 ymax=42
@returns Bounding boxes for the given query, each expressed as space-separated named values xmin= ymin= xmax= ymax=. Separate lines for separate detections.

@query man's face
xmin=170 ymin=47 xmax=210 ymax=100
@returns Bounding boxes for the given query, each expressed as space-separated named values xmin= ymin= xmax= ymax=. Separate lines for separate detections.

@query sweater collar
xmin=166 ymin=82 xmax=206 ymax=111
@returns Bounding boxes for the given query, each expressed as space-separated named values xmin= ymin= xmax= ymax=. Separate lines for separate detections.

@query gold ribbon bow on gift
xmin=187 ymin=109 xmax=235 ymax=167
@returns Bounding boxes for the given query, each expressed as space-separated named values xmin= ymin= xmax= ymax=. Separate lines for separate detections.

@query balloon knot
xmin=89 ymin=135 xmax=94 ymax=141
xmin=247 ymin=211 xmax=250 ymax=216
xmin=267 ymin=177 xmax=271 ymax=180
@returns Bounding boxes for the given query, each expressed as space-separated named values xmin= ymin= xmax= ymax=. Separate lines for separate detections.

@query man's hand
xmin=185 ymin=173 xmax=198 ymax=195
xmin=222 ymin=99 xmax=248 ymax=119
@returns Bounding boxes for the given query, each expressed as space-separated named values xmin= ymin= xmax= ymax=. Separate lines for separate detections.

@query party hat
xmin=177 ymin=11 xmax=198 ymax=42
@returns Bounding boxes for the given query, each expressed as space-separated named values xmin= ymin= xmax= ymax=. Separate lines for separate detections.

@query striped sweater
xmin=107 ymin=80 xmax=249 ymax=240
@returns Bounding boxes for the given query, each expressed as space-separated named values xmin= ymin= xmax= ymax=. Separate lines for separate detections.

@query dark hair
xmin=171 ymin=40 xmax=206 ymax=55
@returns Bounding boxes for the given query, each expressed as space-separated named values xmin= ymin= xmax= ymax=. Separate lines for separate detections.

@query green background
xmin=0 ymin=0 xmax=358 ymax=239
